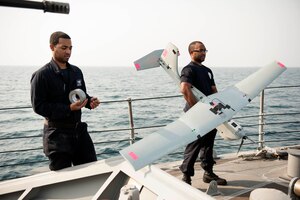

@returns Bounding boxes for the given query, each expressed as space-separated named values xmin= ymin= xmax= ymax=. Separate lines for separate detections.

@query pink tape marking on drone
xmin=162 ymin=49 xmax=168 ymax=57
xmin=134 ymin=63 xmax=141 ymax=70
xmin=178 ymin=51 xmax=180 ymax=56
xmin=277 ymin=61 xmax=286 ymax=68
xmin=210 ymin=100 xmax=217 ymax=106
xmin=129 ymin=152 xmax=138 ymax=160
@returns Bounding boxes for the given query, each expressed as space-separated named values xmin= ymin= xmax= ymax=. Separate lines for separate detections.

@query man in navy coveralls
xmin=31 ymin=31 xmax=100 ymax=170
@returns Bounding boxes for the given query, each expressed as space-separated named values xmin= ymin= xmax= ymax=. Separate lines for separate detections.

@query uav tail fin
xmin=134 ymin=49 xmax=163 ymax=71
xmin=160 ymin=43 xmax=180 ymax=78
xmin=159 ymin=43 xmax=181 ymax=85
xmin=133 ymin=43 xmax=181 ymax=85
xmin=133 ymin=42 xmax=180 ymax=76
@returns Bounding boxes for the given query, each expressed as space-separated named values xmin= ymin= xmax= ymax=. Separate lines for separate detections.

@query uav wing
xmin=120 ymin=60 xmax=286 ymax=171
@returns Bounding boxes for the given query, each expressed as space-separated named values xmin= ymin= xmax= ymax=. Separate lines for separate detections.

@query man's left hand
xmin=90 ymin=97 xmax=100 ymax=109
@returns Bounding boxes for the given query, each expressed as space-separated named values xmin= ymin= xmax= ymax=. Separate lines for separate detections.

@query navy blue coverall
xmin=31 ymin=59 xmax=97 ymax=170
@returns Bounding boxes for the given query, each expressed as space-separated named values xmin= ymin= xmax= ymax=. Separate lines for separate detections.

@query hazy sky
xmin=0 ymin=0 xmax=299 ymax=68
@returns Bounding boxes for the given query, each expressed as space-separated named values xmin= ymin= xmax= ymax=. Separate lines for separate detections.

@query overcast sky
xmin=0 ymin=0 xmax=299 ymax=68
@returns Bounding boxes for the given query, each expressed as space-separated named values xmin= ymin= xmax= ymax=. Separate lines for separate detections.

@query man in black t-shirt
xmin=179 ymin=41 xmax=227 ymax=185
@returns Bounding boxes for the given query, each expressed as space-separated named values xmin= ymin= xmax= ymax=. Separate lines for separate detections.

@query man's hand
xmin=180 ymin=82 xmax=198 ymax=108
xmin=70 ymin=99 xmax=88 ymax=111
xmin=90 ymin=97 xmax=100 ymax=109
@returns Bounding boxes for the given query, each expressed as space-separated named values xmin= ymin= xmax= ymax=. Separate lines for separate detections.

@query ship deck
xmin=158 ymin=148 xmax=294 ymax=199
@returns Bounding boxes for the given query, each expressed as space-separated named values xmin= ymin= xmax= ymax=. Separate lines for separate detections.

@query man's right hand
xmin=180 ymin=82 xmax=198 ymax=108
xmin=70 ymin=99 xmax=88 ymax=111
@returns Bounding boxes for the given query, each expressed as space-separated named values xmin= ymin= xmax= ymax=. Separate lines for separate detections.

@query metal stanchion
xmin=258 ymin=90 xmax=265 ymax=149
xmin=127 ymin=98 xmax=135 ymax=145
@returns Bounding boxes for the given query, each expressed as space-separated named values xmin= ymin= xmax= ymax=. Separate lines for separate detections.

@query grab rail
xmin=0 ymin=85 xmax=299 ymax=181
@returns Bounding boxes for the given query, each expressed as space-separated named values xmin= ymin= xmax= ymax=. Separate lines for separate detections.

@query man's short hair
xmin=188 ymin=41 xmax=204 ymax=54
xmin=50 ymin=31 xmax=71 ymax=45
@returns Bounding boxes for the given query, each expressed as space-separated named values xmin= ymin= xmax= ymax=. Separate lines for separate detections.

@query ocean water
xmin=0 ymin=65 xmax=299 ymax=181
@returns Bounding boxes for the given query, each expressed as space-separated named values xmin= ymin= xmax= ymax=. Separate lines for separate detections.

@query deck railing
xmin=0 ymin=85 xmax=299 ymax=181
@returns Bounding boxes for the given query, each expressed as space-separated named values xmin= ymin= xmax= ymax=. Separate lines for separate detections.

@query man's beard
xmin=194 ymin=55 xmax=205 ymax=63
xmin=58 ymin=57 xmax=69 ymax=63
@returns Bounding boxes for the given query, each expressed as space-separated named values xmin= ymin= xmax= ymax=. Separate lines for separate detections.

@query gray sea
xmin=0 ymin=65 xmax=299 ymax=181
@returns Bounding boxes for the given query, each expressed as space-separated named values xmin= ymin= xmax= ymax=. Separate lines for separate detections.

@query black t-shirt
xmin=180 ymin=62 xmax=216 ymax=111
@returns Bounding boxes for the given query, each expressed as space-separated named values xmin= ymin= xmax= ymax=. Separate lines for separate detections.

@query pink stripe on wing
xmin=134 ymin=63 xmax=141 ymax=70
xmin=162 ymin=49 xmax=168 ymax=57
xmin=277 ymin=61 xmax=286 ymax=68
xmin=129 ymin=152 xmax=138 ymax=160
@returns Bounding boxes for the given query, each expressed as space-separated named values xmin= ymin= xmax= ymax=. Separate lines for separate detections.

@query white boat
xmin=0 ymin=146 xmax=299 ymax=199
xmin=0 ymin=1 xmax=299 ymax=199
